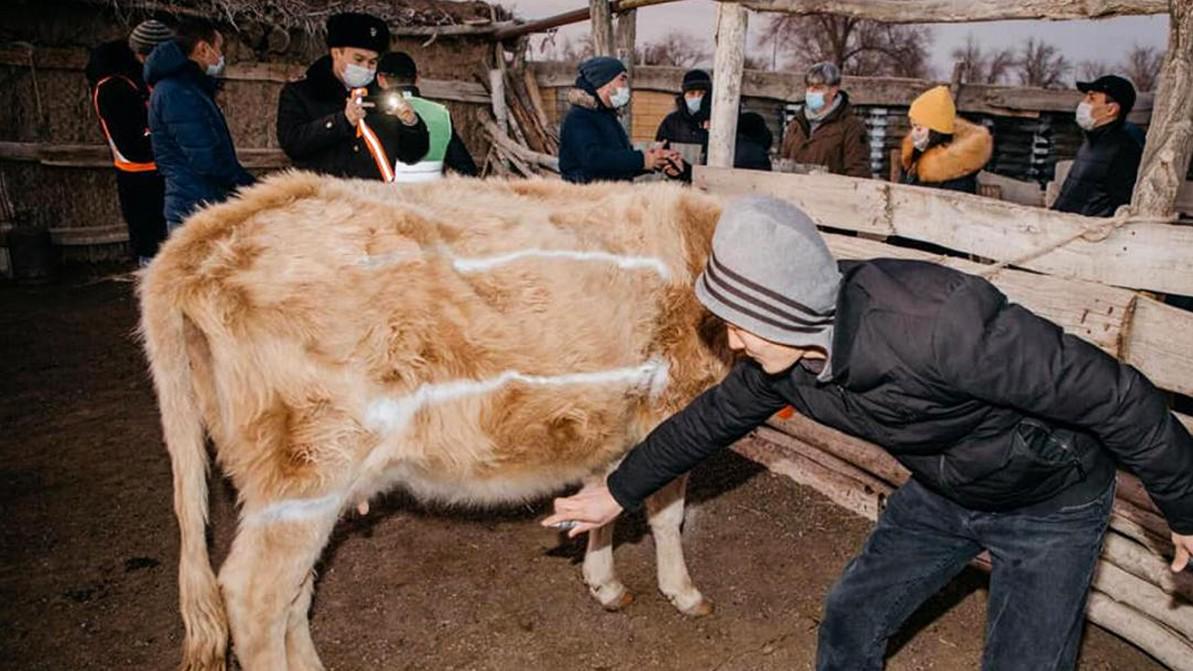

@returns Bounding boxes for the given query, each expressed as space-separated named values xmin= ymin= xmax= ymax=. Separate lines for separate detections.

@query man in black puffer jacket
xmin=1052 ymin=75 xmax=1143 ymax=217
xmin=546 ymin=197 xmax=1193 ymax=671
xmin=277 ymin=12 xmax=428 ymax=180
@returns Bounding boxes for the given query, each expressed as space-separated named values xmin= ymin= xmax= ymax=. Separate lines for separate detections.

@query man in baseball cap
xmin=1052 ymin=74 xmax=1143 ymax=217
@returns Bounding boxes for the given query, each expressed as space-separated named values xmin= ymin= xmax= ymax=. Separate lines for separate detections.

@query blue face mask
xmin=805 ymin=90 xmax=826 ymax=113
xmin=685 ymin=95 xmax=704 ymax=115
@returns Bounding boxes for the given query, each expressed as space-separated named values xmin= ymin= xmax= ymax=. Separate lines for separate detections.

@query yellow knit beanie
xmin=909 ymin=85 xmax=956 ymax=134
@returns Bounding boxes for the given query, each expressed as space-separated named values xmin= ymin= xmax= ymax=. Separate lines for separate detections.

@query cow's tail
xmin=139 ymin=284 xmax=228 ymax=671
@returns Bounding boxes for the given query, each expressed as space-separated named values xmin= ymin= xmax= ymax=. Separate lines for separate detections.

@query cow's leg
xmin=580 ymin=476 xmax=634 ymax=611
xmin=220 ymin=506 xmax=337 ymax=670
xmin=645 ymin=474 xmax=712 ymax=616
xmin=284 ymin=569 xmax=323 ymax=671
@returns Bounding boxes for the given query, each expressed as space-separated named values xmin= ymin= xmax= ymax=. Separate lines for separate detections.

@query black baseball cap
xmin=1077 ymin=75 xmax=1136 ymax=119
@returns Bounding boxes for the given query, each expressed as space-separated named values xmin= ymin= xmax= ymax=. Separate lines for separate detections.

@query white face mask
xmin=342 ymin=63 xmax=376 ymax=89
xmin=911 ymin=127 xmax=930 ymax=151
xmin=685 ymin=95 xmax=703 ymax=114
xmin=1075 ymin=101 xmax=1097 ymax=130
xmin=610 ymin=85 xmax=631 ymax=109
xmin=205 ymin=54 xmax=225 ymax=78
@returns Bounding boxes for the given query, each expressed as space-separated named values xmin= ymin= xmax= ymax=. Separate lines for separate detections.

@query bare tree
xmin=1016 ymin=38 xmax=1071 ymax=89
xmin=636 ymin=30 xmax=708 ymax=68
xmin=1076 ymin=59 xmax=1112 ymax=82
xmin=1122 ymin=44 xmax=1163 ymax=91
xmin=535 ymin=33 xmax=593 ymax=63
xmin=950 ymin=35 xmax=1016 ymax=84
xmin=758 ymin=13 xmax=934 ymax=79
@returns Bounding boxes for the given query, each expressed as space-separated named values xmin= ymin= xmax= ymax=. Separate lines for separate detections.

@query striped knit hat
xmin=128 ymin=20 xmax=174 ymax=56
xmin=695 ymin=196 xmax=840 ymax=356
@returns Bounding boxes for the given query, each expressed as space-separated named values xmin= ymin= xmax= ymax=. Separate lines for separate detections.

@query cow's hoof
xmin=679 ymin=596 xmax=714 ymax=617
xmin=601 ymin=589 xmax=635 ymax=612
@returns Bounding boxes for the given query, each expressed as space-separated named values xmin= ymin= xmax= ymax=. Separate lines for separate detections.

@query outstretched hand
xmin=1171 ymin=533 xmax=1193 ymax=572
xmin=541 ymin=484 xmax=624 ymax=539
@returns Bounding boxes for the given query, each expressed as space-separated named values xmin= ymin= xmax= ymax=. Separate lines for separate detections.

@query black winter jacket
xmin=1052 ymin=120 xmax=1143 ymax=218
xmin=608 ymin=259 xmax=1193 ymax=532
xmin=559 ymin=86 xmax=644 ymax=184
xmin=277 ymin=56 xmax=429 ymax=179
xmin=654 ymin=93 xmax=709 ymax=146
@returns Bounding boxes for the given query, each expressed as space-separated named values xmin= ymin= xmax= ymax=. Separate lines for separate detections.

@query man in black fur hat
xmin=277 ymin=12 xmax=428 ymax=180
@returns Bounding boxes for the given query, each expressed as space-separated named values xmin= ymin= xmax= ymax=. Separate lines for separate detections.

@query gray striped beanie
xmin=695 ymin=196 xmax=840 ymax=352
xmin=128 ymin=20 xmax=174 ymax=56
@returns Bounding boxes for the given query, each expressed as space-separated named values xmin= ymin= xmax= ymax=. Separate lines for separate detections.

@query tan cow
xmin=139 ymin=172 xmax=733 ymax=670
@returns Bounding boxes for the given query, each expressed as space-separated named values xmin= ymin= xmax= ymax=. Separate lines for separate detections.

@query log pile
xmin=478 ymin=57 xmax=560 ymax=178
xmin=736 ymin=413 xmax=1193 ymax=670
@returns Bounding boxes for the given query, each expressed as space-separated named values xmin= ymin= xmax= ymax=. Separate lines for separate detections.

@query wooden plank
xmin=730 ymin=0 xmax=1169 ymax=22
xmin=694 ymin=165 xmax=1193 ymax=296
xmin=0 ymin=50 xmax=488 ymax=105
xmin=0 ymin=142 xmax=287 ymax=169
xmin=1122 ymin=295 xmax=1193 ymax=398
xmin=707 ymin=3 xmax=747 ymax=168
xmin=821 ymin=232 xmax=1131 ymax=356
xmin=823 ymin=229 xmax=1193 ymax=400
xmin=1130 ymin=0 xmax=1193 ymax=219
xmin=530 ymin=62 xmax=1154 ymax=123
xmin=590 ymin=0 xmax=615 ymax=57
xmin=977 ymin=171 xmax=1045 ymax=207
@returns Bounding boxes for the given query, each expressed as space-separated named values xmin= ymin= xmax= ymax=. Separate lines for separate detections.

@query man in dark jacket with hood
xmin=546 ymin=197 xmax=1193 ymax=670
xmin=276 ymin=12 xmax=428 ymax=180
xmin=146 ymin=20 xmax=255 ymax=230
xmin=780 ymin=62 xmax=870 ymax=178
xmin=86 ymin=20 xmax=173 ymax=263
xmin=559 ymin=56 xmax=674 ymax=184
xmin=655 ymin=68 xmax=711 ymax=148
xmin=654 ymin=70 xmax=773 ymax=180
xmin=1052 ymin=75 xmax=1143 ymax=217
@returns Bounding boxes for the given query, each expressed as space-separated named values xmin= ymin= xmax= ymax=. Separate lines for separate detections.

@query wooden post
xmin=615 ymin=8 xmax=637 ymax=136
xmin=707 ymin=2 xmax=747 ymax=168
xmin=1129 ymin=1 xmax=1193 ymax=219
xmin=590 ymin=0 xmax=615 ymax=57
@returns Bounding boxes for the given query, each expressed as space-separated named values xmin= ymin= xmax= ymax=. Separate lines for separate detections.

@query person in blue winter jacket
xmin=558 ymin=56 xmax=676 ymax=184
xmin=146 ymin=20 xmax=255 ymax=230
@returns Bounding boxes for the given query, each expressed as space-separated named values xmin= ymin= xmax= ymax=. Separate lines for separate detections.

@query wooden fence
xmin=696 ymin=164 xmax=1193 ymax=669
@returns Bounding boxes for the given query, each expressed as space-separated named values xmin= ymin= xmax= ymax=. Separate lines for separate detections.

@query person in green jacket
xmin=376 ymin=51 xmax=477 ymax=181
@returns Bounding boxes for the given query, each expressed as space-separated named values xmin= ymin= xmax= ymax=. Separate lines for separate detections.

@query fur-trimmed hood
xmin=567 ymin=87 xmax=607 ymax=112
xmin=901 ymin=117 xmax=993 ymax=183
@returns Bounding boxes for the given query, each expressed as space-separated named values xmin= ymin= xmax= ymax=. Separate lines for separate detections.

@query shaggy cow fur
xmin=139 ymin=172 xmax=732 ymax=670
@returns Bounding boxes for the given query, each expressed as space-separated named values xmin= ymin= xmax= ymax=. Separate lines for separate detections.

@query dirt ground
xmin=0 ymin=272 xmax=1165 ymax=671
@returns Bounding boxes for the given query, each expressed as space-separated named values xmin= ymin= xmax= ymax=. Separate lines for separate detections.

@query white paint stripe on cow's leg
xmin=241 ymin=492 xmax=346 ymax=527
xmin=450 ymin=249 xmax=672 ymax=281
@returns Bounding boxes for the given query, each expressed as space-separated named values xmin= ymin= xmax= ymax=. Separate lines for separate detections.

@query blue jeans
xmin=816 ymin=478 xmax=1115 ymax=671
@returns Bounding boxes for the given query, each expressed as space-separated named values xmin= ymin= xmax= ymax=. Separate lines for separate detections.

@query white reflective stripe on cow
xmin=359 ymin=247 xmax=673 ymax=281
xmin=242 ymin=358 xmax=670 ymax=526
xmin=365 ymin=357 xmax=670 ymax=441
xmin=242 ymin=492 xmax=345 ymax=527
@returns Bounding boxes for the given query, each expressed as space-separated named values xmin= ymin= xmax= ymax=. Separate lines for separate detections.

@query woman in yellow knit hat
xmin=900 ymin=85 xmax=993 ymax=193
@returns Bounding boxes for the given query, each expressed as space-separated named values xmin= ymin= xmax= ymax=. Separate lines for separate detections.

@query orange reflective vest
xmin=92 ymin=75 xmax=157 ymax=173
xmin=349 ymin=87 xmax=394 ymax=182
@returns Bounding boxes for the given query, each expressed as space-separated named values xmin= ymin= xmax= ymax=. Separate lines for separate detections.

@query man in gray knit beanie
xmin=694 ymin=195 xmax=839 ymax=377
xmin=547 ymin=194 xmax=1193 ymax=670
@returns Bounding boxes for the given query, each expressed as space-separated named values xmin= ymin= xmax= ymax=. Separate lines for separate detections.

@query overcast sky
xmin=506 ymin=0 xmax=1169 ymax=80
